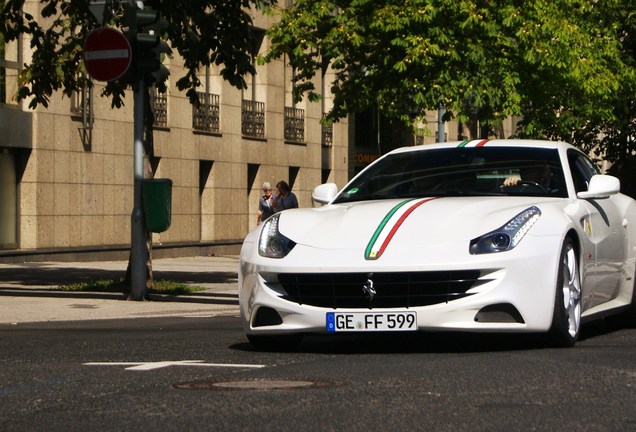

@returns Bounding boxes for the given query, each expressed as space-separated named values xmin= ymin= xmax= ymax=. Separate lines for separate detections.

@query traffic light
xmin=122 ymin=4 xmax=172 ymax=85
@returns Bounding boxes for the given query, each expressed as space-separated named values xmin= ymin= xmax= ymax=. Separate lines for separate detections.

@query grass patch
xmin=58 ymin=278 xmax=205 ymax=295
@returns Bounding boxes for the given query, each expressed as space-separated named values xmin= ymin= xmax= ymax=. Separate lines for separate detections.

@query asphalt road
xmin=1 ymin=316 xmax=635 ymax=431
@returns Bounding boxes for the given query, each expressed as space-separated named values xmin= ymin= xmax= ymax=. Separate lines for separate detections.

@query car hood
xmin=276 ymin=196 xmax=564 ymax=251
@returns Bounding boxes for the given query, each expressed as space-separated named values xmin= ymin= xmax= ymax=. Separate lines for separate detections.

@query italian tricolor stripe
xmin=364 ymin=198 xmax=437 ymax=260
xmin=457 ymin=139 xmax=489 ymax=147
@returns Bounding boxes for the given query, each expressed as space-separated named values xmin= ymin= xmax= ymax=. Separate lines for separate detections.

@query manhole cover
xmin=174 ymin=379 xmax=342 ymax=391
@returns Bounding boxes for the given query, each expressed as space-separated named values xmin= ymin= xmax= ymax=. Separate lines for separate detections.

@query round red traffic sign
xmin=83 ymin=27 xmax=132 ymax=82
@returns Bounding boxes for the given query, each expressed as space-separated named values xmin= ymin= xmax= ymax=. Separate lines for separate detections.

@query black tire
xmin=246 ymin=334 xmax=303 ymax=351
xmin=621 ymin=270 xmax=636 ymax=328
xmin=547 ymin=239 xmax=581 ymax=347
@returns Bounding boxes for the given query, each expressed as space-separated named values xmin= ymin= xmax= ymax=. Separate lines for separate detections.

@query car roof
xmin=389 ymin=139 xmax=576 ymax=155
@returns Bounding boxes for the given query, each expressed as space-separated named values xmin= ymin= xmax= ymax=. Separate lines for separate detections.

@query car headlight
xmin=469 ymin=206 xmax=541 ymax=254
xmin=258 ymin=213 xmax=296 ymax=258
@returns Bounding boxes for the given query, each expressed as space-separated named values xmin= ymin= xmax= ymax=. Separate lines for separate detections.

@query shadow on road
xmin=0 ymin=265 xmax=239 ymax=306
xmin=232 ymin=319 xmax=635 ymax=354
xmin=0 ymin=266 xmax=238 ymax=285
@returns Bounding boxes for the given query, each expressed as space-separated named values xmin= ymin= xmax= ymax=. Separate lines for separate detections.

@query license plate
xmin=326 ymin=311 xmax=417 ymax=332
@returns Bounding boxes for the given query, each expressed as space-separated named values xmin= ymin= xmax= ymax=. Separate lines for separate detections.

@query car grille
xmin=276 ymin=270 xmax=486 ymax=309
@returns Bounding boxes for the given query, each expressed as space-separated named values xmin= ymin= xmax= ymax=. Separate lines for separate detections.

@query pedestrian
xmin=272 ymin=180 xmax=298 ymax=213
xmin=257 ymin=182 xmax=274 ymax=225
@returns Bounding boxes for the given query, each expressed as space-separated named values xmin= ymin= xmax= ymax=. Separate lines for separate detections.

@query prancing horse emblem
xmin=362 ymin=273 xmax=376 ymax=300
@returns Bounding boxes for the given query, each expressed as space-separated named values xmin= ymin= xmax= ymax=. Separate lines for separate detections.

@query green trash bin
xmin=143 ymin=178 xmax=172 ymax=233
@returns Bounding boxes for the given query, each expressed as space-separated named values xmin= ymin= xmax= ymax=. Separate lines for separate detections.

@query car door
xmin=569 ymin=150 xmax=626 ymax=307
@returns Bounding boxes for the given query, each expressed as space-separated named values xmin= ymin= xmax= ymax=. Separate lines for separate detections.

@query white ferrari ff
xmin=239 ymin=139 xmax=636 ymax=349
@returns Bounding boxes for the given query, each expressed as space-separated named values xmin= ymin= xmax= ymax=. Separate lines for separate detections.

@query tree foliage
xmin=2 ymin=0 xmax=634 ymax=163
xmin=0 ymin=0 xmax=275 ymax=108
xmin=265 ymin=0 xmax=632 ymax=159
xmin=515 ymin=2 xmax=635 ymax=154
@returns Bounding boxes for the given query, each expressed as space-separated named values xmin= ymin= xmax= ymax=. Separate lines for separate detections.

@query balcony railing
xmin=321 ymin=113 xmax=333 ymax=147
xmin=415 ymin=128 xmax=425 ymax=146
xmin=150 ymin=87 xmax=168 ymax=128
xmin=193 ymin=91 xmax=220 ymax=133
xmin=242 ymin=99 xmax=265 ymax=138
xmin=70 ymin=80 xmax=91 ymax=118
xmin=284 ymin=106 xmax=305 ymax=142
xmin=0 ymin=67 xmax=5 ymax=104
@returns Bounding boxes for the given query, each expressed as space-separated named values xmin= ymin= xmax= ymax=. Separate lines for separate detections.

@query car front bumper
xmin=239 ymin=234 xmax=562 ymax=336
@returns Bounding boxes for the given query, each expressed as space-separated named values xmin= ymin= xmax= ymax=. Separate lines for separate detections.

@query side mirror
xmin=577 ymin=174 xmax=620 ymax=199
xmin=312 ymin=183 xmax=338 ymax=205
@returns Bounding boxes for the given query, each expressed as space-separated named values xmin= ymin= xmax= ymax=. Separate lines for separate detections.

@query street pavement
xmin=0 ymin=255 xmax=241 ymax=324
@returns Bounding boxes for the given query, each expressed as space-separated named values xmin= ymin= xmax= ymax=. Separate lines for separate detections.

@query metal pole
xmin=130 ymin=79 xmax=147 ymax=300
xmin=437 ymin=105 xmax=446 ymax=143
xmin=376 ymin=103 xmax=381 ymax=156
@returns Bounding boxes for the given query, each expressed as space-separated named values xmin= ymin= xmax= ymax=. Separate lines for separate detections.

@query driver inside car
xmin=502 ymin=164 xmax=551 ymax=189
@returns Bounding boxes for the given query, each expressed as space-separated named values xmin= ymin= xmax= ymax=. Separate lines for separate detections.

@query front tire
xmin=621 ymin=268 xmax=636 ymax=327
xmin=547 ymin=239 xmax=581 ymax=347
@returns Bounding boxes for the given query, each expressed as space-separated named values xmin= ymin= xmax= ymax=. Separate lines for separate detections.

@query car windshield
xmin=334 ymin=147 xmax=568 ymax=203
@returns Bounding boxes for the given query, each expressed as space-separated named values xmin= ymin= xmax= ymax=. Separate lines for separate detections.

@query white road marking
xmin=84 ymin=360 xmax=266 ymax=370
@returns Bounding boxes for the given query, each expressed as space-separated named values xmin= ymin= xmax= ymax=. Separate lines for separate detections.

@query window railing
xmin=150 ymin=86 xmax=168 ymax=128
xmin=1 ymin=36 xmax=21 ymax=107
xmin=284 ymin=106 xmax=305 ymax=142
xmin=242 ymin=99 xmax=265 ymax=138
xmin=0 ymin=66 xmax=5 ymax=104
xmin=193 ymin=91 xmax=220 ymax=133
xmin=70 ymin=78 xmax=94 ymax=149
xmin=321 ymin=113 xmax=333 ymax=147
xmin=415 ymin=128 xmax=425 ymax=146
xmin=70 ymin=81 xmax=90 ymax=118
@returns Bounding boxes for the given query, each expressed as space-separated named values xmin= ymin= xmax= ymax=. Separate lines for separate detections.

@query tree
xmin=510 ymin=1 xmax=636 ymax=194
xmin=263 ymin=0 xmax=627 ymax=143
xmin=514 ymin=1 xmax=634 ymax=149
xmin=586 ymin=2 xmax=636 ymax=193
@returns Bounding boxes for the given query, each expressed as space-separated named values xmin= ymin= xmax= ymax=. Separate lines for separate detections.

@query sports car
xmin=239 ymin=139 xmax=636 ymax=349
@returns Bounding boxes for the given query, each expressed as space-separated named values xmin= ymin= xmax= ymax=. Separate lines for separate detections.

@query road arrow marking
xmin=84 ymin=360 xmax=266 ymax=370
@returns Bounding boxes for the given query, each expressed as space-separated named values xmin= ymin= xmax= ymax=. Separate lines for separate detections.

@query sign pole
xmin=130 ymin=78 xmax=148 ymax=300
xmin=437 ymin=105 xmax=446 ymax=143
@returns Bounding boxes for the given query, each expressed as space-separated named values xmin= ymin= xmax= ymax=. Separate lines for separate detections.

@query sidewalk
xmin=0 ymin=255 xmax=241 ymax=325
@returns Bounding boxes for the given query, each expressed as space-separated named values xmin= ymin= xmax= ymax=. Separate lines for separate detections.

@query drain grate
xmin=174 ymin=379 xmax=342 ymax=391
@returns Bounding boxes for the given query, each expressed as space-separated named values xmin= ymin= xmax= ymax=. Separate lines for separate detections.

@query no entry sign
xmin=83 ymin=27 xmax=132 ymax=82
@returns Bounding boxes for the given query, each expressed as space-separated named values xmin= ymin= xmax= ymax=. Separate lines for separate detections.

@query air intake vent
xmin=276 ymin=270 xmax=487 ymax=309
xmin=252 ymin=307 xmax=283 ymax=327
xmin=474 ymin=303 xmax=524 ymax=323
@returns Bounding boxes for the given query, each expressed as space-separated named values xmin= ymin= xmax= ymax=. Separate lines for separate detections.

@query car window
xmin=567 ymin=150 xmax=599 ymax=193
xmin=334 ymin=147 xmax=568 ymax=203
